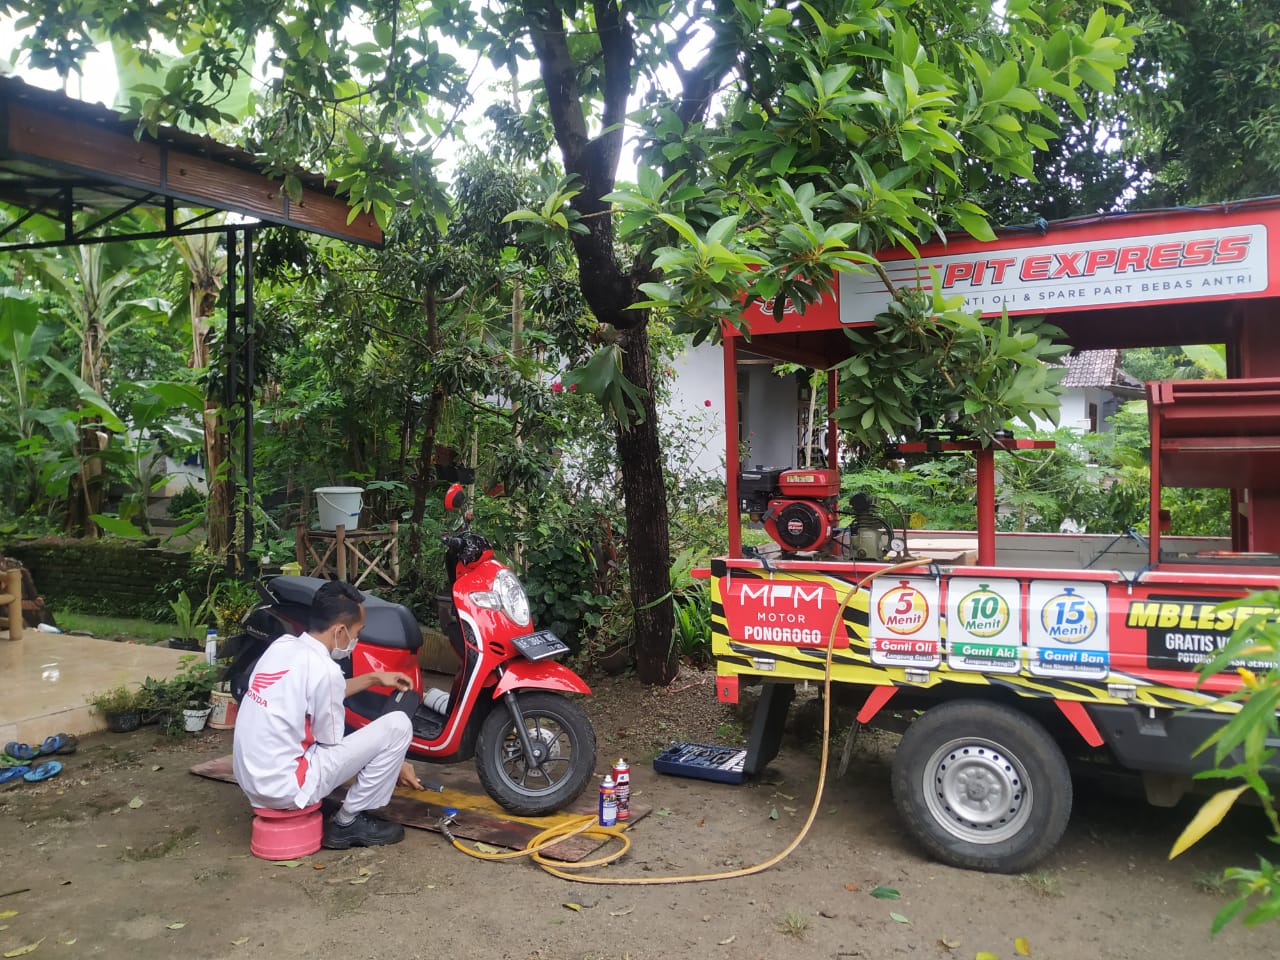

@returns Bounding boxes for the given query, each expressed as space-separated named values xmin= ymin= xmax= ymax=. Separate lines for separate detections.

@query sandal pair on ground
xmin=0 ymin=734 xmax=75 ymax=784
xmin=4 ymin=733 xmax=77 ymax=762
xmin=0 ymin=759 xmax=63 ymax=785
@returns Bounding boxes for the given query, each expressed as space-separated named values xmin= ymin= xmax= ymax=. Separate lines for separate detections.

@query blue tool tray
xmin=652 ymin=742 xmax=749 ymax=784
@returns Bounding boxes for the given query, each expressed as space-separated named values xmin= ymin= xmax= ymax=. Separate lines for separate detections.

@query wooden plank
xmin=4 ymin=100 xmax=380 ymax=246
xmin=6 ymin=101 xmax=163 ymax=189
xmin=189 ymin=755 xmax=641 ymax=862
xmin=165 ymin=151 xmax=286 ymax=221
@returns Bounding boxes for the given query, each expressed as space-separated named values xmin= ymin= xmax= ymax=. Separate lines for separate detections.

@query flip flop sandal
xmin=0 ymin=766 xmax=30 ymax=784
xmin=3 ymin=741 xmax=36 ymax=762
xmin=24 ymin=760 xmax=62 ymax=783
xmin=39 ymin=733 xmax=77 ymax=756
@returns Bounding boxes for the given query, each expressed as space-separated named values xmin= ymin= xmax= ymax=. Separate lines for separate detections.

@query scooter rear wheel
xmin=475 ymin=691 xmax=596 ymax=816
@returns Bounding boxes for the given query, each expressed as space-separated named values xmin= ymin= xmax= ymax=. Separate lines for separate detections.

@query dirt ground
xmin=3 ymin=667 xmax=1278 ymax=960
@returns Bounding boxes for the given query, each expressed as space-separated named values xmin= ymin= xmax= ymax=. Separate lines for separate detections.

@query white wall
xmin=661 ymin=342 xmax=728 ymax=480
xmin=662 ymin=343 xmax=807 ymax=475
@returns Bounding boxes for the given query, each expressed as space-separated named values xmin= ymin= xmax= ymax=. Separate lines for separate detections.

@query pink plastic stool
xmin=250 ymin=803 xmax=323 ymax=860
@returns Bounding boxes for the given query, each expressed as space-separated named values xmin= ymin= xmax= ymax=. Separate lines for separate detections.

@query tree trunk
xmin=615 ymin=325 xmax=677 ymax=685
xmin=190 ymin=277 xmax=228 ymax=556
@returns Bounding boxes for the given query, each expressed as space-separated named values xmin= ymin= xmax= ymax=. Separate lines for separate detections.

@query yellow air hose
xmin=447 ymin=558 xmax=925 ymax=885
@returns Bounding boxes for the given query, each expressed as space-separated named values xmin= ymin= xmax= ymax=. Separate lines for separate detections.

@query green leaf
xmin=870 ymin=885 xmax=901 ymax=900
xmin=92 ymin=514 xmax=147 ymax=539
xmin=889 ymin=912 xmax=909 ymax=924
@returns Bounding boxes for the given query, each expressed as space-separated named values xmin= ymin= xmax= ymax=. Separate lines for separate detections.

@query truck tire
xmin=891 ymin=700 xmax=1072 ymax=873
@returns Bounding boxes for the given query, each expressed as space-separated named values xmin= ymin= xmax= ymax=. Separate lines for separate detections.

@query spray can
xmin=611 ymin=758 xmax=631 ymax=821
xmin=598 ymin=774 xmax=618 ymax=827
xmin=205 ymin=627 xmax=219 ymax=665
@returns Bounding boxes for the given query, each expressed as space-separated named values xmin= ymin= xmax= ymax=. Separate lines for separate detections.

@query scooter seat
xmin=361 ymin=596 xmax=422 ymax=651
xmin=266 ymin=575 xmax=330 ymax=606
xmin=266 ymin=576 xmax=422 ymax=651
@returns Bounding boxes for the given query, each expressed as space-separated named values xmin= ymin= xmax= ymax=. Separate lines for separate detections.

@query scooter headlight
xmin=471 ymin=569 xmax=532 ymax=627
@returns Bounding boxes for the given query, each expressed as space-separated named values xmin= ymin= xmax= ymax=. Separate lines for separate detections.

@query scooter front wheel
xmin=475 ymin=691 xmax=596 ymax=816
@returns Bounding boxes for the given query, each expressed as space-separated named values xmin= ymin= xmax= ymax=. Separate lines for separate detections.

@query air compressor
xmin=737 ymin=467 xmax=904 ymax=559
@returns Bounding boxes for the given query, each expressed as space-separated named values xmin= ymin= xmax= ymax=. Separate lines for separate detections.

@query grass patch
xmin=1019 ymin=871 xmax=1062 ymax=897
xmin=122 ymin=825 xmax=199 ymax=861
xmin=56 ymin=612 xmax=176 ymax=645
xmin=1192 ymin=871 xmax=1228 ymax=895
xmin=778 ymin=910 xmax=809 ymax=940
xmin=715 ymin=719 xmax=745 ymax=743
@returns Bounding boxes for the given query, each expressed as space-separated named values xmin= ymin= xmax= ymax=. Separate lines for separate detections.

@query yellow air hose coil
xmin=448 ymin=558 xmax=924 ymax=885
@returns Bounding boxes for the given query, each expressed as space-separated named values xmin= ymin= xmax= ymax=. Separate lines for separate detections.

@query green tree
xmin=4 ymin=0 xmax=1136 ymax=683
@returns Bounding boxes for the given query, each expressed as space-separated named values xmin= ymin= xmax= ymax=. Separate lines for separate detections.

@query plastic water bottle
xmin=423 ymin=688 xmax=450 ymax=714
xmin=36 ymin=623 xmax=63 ymax=634
xmin=205 ymin=628 xmax=219 ymax=665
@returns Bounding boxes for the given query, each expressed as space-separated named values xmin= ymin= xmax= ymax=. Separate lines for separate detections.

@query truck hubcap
xmin=923 ymin=737 xmax=1032 ymax=844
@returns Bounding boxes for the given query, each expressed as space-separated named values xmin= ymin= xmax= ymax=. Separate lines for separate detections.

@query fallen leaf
xmin=655 ymin=808 xmax=672 ymax=816
xmin=127 ymin=797 xmax=144 ymax=809
xmin=938 ymin=937 xmax=960 ymax=950
xmin=889 ymin=912 xmax=910 ymax=924
xmin=818 ymin=910 xmax=836 ymax=919
xmin=349 ymin=867 xmax=373 ymax=885
xmin=230 ymin=938 xmax=249 ymax=947
xmin=95 ymin=844 xmax=107 ymax=849
xmin=166 ymin=923 xmax=185 ymax=930
xmin=870 ymin=885 xmax=901 ymax=900
xmin=1014 ymin=937 xmax=1031 ymax=956
xmin=843 ymin=883 xmax=859 ymax=892
xmin=273 ymin=859 xmax=306 ymax=868
xmin=698 ymin=818 xmax=705 ymax=827
xmin=778 ymin=793 xmax=795 ymax=800
xmin=976 ymin=953 xmax=1000 ymax=960
xmin=151 ymin=765 xmax=163 ymax=771
xmin=609 ymin=907 xmax=635 ymax=917
xmin=59 ymin=941 xmax=75 ymax=947
xmin=3 ymin=938 xmax=44 ymax=957
xmin=563 ymin=903 xmax=582 ymax=912
xmin=550 ymin=919 xmax=565 ymax=925
xmin=782 ymin=806 xmax=797 ymax=814
xmin=473 ymin=842 xmax=502 ymax=854
xmin=426 ymin=884 xmax=436 ymax=890
xmin=312 ymin=864 xmax=326 ymax=871
xmin=0 ymin=912 xmax=15 ymax=920
xmin=0 ymin=927 xmax=7 ymax=933
xmin=718 ymin=936 xmax=736 ymax=946
xmin=768 ymin=807 xmax=779 ymax=820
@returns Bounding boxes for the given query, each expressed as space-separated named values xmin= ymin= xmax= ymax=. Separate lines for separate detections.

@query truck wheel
xmin=890 ymin=700 xmax=1072 ymax=873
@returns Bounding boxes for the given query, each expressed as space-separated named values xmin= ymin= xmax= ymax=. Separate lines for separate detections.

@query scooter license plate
xmin=512 ymin=630 xmax=569 ymax=661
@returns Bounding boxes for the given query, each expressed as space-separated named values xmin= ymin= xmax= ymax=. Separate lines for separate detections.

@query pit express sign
xmin=840 ymin=224 xmax=1269 ymax=321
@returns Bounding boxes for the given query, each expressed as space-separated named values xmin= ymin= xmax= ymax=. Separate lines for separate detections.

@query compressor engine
xmin=738 ymin=467 xmax=841 ymax=553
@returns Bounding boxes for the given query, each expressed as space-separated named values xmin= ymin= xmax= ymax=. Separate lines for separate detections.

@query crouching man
xmin=233 ymin=579 xmax=423 ymax=848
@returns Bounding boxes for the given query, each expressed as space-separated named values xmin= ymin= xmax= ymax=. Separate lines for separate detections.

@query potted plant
xmin=88 ymin=685 xmax=143 ymax=732
xmin=161 ymin=656 xmax=221 ymax=733
xmin=211 ymin=578 xmax=260 ymax=636
xmin=168 ymin=590 xmax=215 ymax=651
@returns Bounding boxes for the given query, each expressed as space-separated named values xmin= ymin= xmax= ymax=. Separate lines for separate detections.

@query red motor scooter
xmin=226 ymin=484 xmax=596 ymax=816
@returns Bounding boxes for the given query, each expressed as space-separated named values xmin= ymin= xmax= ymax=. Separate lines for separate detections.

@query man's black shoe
xmin=322 ymin=812 xmax=405 ymax=849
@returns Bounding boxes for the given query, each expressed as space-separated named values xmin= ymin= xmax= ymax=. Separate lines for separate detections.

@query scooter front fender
xmin=492 ymin=659 xmax=592 ymax=698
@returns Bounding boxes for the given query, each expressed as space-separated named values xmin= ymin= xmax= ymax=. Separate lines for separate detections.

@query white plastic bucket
xmin=315 ymin=486 xmax=364 ymax=531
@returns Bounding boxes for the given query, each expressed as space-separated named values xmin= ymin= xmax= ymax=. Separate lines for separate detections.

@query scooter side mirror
xmin=444 ymin=483 xmax=467 ymax=513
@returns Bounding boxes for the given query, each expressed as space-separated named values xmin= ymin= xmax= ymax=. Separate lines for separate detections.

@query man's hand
xmin=373 ymin=671 xmax=414 ymax=691
xmin=346 ymin=670 xmax=416 ymax=699
xmin=397 ymin=761 xmax=424 ymax=791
